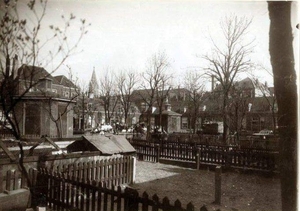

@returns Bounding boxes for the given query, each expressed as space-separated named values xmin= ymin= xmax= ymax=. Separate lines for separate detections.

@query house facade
xmin=132 ymin=78 xmax=277 ymax=135
xmin=2 ymin=65 xmax=77 ymax=137
xmin=199 ymin=77 xmax=277 ymax=134
xmin=73 ymin=71 xmax=141 ymax=131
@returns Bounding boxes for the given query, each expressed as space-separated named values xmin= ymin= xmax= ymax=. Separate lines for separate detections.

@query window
xmin=64 ymin=91 xmax=69 ymax=97
xmin=182 ymin=117 xmax=188 ymax=129
xmin=252 ymin=116 xmax=259 ymax=125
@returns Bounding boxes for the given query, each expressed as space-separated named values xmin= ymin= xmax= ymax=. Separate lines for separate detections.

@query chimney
xmin=165 ymin=103 xmax=171 ymax=111
xmin=248 ymin=103 xmax=252 ymax=112
xmin=211 ymin=75 xmax=215 ymax=91
xmin=164 ymin=97 xmax=171 ymax=111
xmin=12 ymin=54 xmax=18 ymax=79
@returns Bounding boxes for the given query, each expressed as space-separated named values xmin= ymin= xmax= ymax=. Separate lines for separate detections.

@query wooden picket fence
xmin=0 ymin=156 xmax=135 ymax=195
xmin=47 ymin=156 xmax=135 ymax=187
xmin=129 ymin=140 xmax=278 ymax=172
xmin=35 ymin=168 xmax=205 ymax=211
xmin=0 ymin=167 xmax=37 ymax=193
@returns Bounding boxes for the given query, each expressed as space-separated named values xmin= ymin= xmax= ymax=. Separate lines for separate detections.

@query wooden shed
xmin=66 ymin=135 xmax=136 ymax=155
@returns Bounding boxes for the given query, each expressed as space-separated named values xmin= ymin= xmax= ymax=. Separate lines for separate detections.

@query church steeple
xmin=88 ymin=67 xmax=99 ymax=98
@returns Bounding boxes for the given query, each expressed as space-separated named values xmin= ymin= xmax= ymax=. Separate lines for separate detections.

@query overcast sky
xmin=18 ymin=0 xmax=299 ymax=89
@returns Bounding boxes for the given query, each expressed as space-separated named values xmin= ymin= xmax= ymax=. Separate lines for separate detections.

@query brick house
xmin=199 ymin=77 xmax=277 ymax=134
xmin=9 ymin=65 xmax=77 ymax=137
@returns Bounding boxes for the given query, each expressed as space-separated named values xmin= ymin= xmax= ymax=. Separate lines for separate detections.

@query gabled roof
xmin=17 ymin=65 xmax=55 ymax=82
xmin=66 ymin=135 xmax=136 ymax=155
xmin=249 ymin=96 xmax=276 ymax=112
xmin=235 ymin=77 xmax=255 ymax=89
xmin=54 ymin=75 xmax=76 ymax=88
xmin=131 ymin=89 xmax=153 ymax=97
xmin=152 ymin=109 xmax=182 ymax=116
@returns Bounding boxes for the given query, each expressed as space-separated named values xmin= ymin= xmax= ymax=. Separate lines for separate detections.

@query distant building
xmin=74 ymin=70 xmax=140 ymax=130
xmin=200 ymin=77 xmax=277 ymax=134
xmin=88 ymin=68 xmax=99 ymax=98
xmin=4 ymin=65 xmax=77 ymax=137
xmin=139 ymin=99 xmax=182 ymax=133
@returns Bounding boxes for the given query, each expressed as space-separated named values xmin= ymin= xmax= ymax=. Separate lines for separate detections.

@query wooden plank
xmin=80 ymin=180 xmax=84 ymax=210
xmin=44 ymin=137 xmax=66 ymax=155
xmin=75 ymin=177 xmax=80 ymax=208
xmin=103 ymin=184 xmax=108 ymax=211
xmin=0 ymin=166 xmax=3 ymax=192
xmin=86 ymin=180 xmax=91 ymax=211
xmin=13 ymin=170 xmax=18 ymax=190
xmin=61 ymin=173 xmax=66 ymax=210
xmin=95 ymin=160 xmax=100 ymax=181
xmin=0 ymin=140 xmax=16 ymax=161
xmin=91 ymin=160 xmax=96 ymax=181
xmin=6 ymin=170 xmax=12 ymax=191
xmin=142 ymin=191 xmax=150 ymax=211
xmin=66 ymin=179 xmax=70 ymax=208
xmin=117 ymin=186 xmax=122 ymax=211
xmin=91 ymin=181 xmax=97 ymax=211
xmin=97 ymin=183 xmax=102 ymax=211
xmin=21 ymin=136 xmax=83 ymax=143
xmin=108 ymin=159 xmax=113 ymax=188
xmin=20 ymin=169 xmax=27 ymax=188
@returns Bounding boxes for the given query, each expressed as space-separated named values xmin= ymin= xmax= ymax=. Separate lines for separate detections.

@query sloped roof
xmin=54 ymin=75 xmax=77 ymax=88
xmin=235 ymin=77 xmax=255 ymax=89
xmin=17 ymin=65 xmax=56 ymax=82
xmin=250 ymin=96 xmax=276 ymax=112
xmin=66 ymin=135 xmax=135 ymax=155
xmin=152 ymin=109 xmax=182 ymax=116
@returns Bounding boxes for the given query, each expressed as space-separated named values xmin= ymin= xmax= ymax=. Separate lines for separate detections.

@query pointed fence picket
xmin=47 ymin=156 xmax=135 ymax=187
xmin=35 ymin=168 xmax=199 ymax=211
xmin=0 ymin=167 xmax=37 ymax=193
xmin=129 ymin=139 xmax=278 ymax=172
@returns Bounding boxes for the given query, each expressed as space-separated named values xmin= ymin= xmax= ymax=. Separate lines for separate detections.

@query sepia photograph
xmin=0 ymin=0 xmax=298 ymax=211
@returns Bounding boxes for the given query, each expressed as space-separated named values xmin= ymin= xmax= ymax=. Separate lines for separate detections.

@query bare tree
xmin=268 ymin=2 xmax=297 ymax=211
xmin=73 ymin=79 xmax=89 ymax=132
xmin=202 ymin=15 xmax=254 ymax=143
xmin=155 ymin=72 xmax=172 ymax=132
xmin=227 ymin=83 xmax=250 ymax=143
xmin=139 ymin=51 xmax=171 ymax=137
xmin=116 ymin=69 xmax=139 ymax=128
xmin=0 ymin=0 xmax=88 ymax=190
xmin=40 ymin=66 xmax=79 ymax=138
xmin=183 ymin=70 xmax=205 ymax=133
xmin=250 ymin=67 xmax=277 ymax=133
xmin=98 ymin=68 xmax=118 ymax=124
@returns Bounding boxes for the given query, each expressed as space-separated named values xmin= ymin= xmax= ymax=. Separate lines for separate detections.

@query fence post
xmin=124 ymin=187 xmax=139 ymax=211
xmin=196 ymin=148 xmax=201 ymax=170
xmin=225 ymin=147 xmax=231 ymax=168
xmin=132 ymin=156 xmax=136 ymax=184
xmin=0 ymin=166 xmax=3 ymax=193
xmin=155 ymin=144 xmax=160 ymax=163
xmin=214 ymin=166 xmax=222 ymax=205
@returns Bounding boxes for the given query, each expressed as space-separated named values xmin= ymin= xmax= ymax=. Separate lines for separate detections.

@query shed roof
xmin=66 ymin=135 xmax=136 ymax=155
xmin=152 ymin=109 xmax=182 ymax=116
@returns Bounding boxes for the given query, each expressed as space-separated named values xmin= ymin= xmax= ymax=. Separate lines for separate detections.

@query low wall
xmin=0 ymin=189 xmax=31 ymax=211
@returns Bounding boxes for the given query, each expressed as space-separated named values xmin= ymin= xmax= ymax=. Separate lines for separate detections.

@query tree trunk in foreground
xmin=268 ymin=2 xmax=297 ymax=211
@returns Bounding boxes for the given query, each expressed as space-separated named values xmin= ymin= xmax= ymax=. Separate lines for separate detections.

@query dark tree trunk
xmin=268 ymin=2 xmax=297 ymax=211
xmin=222 ymin=93 xmax=229 ymax=143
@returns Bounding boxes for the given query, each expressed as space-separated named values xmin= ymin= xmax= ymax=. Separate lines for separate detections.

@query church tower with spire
xmin=88 ymin=67 xmax=99 ymax=98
